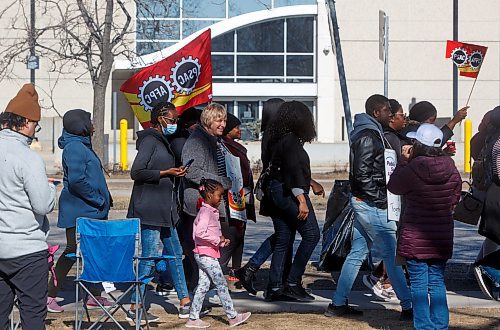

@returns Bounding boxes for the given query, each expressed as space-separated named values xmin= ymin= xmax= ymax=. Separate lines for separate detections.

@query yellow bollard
xmin=464 ymin=119 xmax=472 ymax=173
xmin=120 ymin=119 xmax=128 ymax=171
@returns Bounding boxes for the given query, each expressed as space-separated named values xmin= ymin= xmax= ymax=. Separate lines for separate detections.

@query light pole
xmin=452 ymin=0 xmax=458 ymax=115
xmin=26 ymin=0 xmax=38 ymax=83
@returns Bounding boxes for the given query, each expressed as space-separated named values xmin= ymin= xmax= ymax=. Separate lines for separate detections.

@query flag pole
xmin=465 ymin=76 xmax=478 ymax=106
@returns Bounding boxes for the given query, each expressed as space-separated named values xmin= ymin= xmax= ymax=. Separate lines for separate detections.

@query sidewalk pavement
xmin=48 ymin=285 xmax=499 ymax=316
xmin=44 ymin=210 xmax=498 ymax=317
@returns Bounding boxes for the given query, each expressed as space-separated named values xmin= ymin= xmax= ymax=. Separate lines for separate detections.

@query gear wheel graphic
xmin=451 ymin=47 xmax=468 ymax=67
xmin=170 ymin=55 xmax=202 ymax=94
xmin=137 ymin=75 xmax=174 ymax=111
xmin=469 ymin=50 xmax=484 ymax=69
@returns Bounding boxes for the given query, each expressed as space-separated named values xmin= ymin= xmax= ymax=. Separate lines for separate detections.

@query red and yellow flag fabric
xmin=446 ymin=40 xmax=488 ymax=78
xmin=121 ymin=29 xmax=212 ymax=128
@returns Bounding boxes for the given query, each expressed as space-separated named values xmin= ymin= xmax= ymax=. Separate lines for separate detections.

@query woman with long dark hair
xmin=263 ymin=101 xmax=323 ymax=302
xmin=235 ymin=98 xmax=285 ymax=295
xmin=470 ymin=106 xmax=500 ymax=301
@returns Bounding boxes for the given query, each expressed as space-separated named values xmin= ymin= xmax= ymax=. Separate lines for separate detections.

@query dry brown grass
xmin=44 ymin=308 xmax=500 ymax=329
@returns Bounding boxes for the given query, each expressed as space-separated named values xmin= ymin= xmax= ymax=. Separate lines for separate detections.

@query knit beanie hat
xmin=409 ymin=101 xmax=437 ymax=123
xmin=223 ymin=113 xmax=241 ymax=135
xmin=4 ymin=84 xmax=41 ymax=121
xmin=63 ymin=109 xmax=92 ymax=136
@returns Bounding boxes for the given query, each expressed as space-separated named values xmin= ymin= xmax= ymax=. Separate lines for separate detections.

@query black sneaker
xmin=234 ymin=264 xmax=258 ymax=296
xmin=264 ymin=288 xmax=296 ymax=302
xmin=125 ymin=309 xmax=160 ymax=325
xmin=324 ymin=303 xmax=363 ymax=317
xmin=400 ymin=308 xmax=413 ymax=321
xmin=283 ymin=284 xmax=315 ymax=302
xmin=155 ymin=282 xmax=174 ymax=296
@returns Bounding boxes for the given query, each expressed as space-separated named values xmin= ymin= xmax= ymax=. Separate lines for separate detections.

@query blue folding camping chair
xmin=74 ymin=217 xmax=174 ymax=330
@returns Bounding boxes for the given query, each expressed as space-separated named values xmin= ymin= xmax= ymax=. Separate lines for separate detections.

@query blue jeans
xmin=249 ymin=234 xmax=275 ymax=267
xmin=268 ymin=180 xmax=320 ymax=288
xmin=406 ymin=259 xmax=448 ymax=330
xmin=332 ymin=197 xmax=412 ymax=310
xmin=131 ymin=225 xmax=189 ymax=303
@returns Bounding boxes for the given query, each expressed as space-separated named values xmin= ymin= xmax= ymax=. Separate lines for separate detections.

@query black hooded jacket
xmin=127 ymin=128 xmax=179 ymax=227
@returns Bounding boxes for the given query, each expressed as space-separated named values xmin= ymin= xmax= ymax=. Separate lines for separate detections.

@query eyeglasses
xmin=160 ymin=116 xmax=178 ymax=124
xmin=29 ymin=121 xmax=41 ymax=133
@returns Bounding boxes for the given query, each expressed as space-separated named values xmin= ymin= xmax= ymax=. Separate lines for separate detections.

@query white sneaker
xmin=474 ymin=266 xmax=495 ymax=300
xmin=362 ymin=274 xmax=393 ymax=302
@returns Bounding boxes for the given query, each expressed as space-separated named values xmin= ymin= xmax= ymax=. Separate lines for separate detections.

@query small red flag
xmin=445 ymin=40 xmax=488 ymax=78
xmin=121 ymin=29 xmax=213 ymax=128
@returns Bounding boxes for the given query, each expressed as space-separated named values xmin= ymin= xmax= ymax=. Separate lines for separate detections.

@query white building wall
xmin=316 ymin=1 xmax=337 ymax=143
xmin=331 ymin=0 xmax=500 ymax=141
xmin=0 ymin=0 xmax=498 ymax=160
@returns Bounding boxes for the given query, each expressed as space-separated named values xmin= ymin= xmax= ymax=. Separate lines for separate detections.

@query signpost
xmin=379 ymin=10 xmax=389 ymax=97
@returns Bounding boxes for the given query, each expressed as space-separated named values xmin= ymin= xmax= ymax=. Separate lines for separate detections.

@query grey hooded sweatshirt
xmin=0 ymin=129 xmax=57 ymax=259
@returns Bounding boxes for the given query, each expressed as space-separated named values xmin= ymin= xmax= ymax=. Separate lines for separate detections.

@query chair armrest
xmin=135 ymin=255 xmax=176 ymax=261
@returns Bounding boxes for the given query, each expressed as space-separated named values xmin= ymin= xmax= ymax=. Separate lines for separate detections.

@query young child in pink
xmin=186 ymin=178 xmax=251 ymax=328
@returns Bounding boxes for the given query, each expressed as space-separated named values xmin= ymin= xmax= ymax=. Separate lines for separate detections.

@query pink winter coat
xmin=193 ymin=202 xmax=221 ymax=258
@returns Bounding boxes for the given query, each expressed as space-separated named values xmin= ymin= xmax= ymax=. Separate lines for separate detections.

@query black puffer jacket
xmin=349 ymin=113 xmax=387 ymax=209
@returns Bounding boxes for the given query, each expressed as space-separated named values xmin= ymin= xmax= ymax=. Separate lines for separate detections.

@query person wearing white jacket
xmin=0 ymin=84 xmax=57 ymax=330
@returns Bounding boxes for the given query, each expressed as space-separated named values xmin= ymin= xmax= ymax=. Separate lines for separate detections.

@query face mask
xmin=162 ymin=123 xmax=177 ymax=136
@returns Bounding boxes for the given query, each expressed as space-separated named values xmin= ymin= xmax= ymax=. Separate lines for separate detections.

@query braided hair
xmin=198 ymin=178 xmax=224 ymax=200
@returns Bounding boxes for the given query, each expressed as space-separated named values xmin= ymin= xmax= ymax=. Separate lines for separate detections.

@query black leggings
xmin=219 ymin=219 xmax=246 ymax=274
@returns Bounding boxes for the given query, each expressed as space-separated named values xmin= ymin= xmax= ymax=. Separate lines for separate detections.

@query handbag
xmin=254 ymin=165 xmax=270 ymax=201
xmin=453 ymin=181 xmax=484 ymax=225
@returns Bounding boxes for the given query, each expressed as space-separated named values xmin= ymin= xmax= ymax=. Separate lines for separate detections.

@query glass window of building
xmin=274 ymin=0 xmax=317 ymax=7
xmin=182 ymin=0 xmax=226 ymax=18
xmin=212 ymin=32 xmax=235 ymax=52
xmin=183 ymin=20 xmax=219 ymax=38
xmin=136 ymin=20 xmax=180 ymax=41
xmin=287 ymin=17 xmax=314 ymax=53
xmin=286 ymin=55 xmax=313 ymax=76
xmin=137 ymin=41 xmax=175 ymax=56
xmin=212 ymin=55 xmax=235 ymax=76
xmin=137 ymin=0 xmax=180 ymax=18
xmin=211 ymin=17 xmax=315 ymax=82
xmin=237 ymin=55 xmax=284 ymax=76
xmin=237 ymin=20 xmax=284 ymax=53
xmin=228 ymin=0 xmax=272 ymax=17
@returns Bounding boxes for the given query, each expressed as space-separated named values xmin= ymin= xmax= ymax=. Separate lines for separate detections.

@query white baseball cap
xmin=406 ymin=123 xmax=443 ymax=147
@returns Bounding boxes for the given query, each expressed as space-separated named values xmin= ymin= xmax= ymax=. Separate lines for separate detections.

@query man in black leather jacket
xmin=326 ymin=94 xmax=413 ymax=320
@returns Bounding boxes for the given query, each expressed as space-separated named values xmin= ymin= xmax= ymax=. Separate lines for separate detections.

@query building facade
xmin=0 ymin=0 xmax=499 ymax=168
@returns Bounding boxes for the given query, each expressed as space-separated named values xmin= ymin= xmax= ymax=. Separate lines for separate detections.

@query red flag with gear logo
xmin=445 ymin=40 xmax=488 ymax=78
xmin=120 ymin=29 xmax=212 ymax=128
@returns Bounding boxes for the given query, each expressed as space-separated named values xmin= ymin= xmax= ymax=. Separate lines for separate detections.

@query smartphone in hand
xmin=184 ymin=159 xmax=194 ymax=170
xmin=49 ymin=179 xmax=62 ymax=186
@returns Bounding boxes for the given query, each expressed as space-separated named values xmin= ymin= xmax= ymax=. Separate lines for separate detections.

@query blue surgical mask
xmin=162 ymin=123 xmax=177 ymax=136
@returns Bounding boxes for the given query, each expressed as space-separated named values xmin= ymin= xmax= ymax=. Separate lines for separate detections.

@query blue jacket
xmin=57 ymin=130 xmax=110 ymax=228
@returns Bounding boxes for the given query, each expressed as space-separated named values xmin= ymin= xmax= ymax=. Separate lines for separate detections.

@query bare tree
xmin=0 ymin=0 xmax=181 ymax=161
